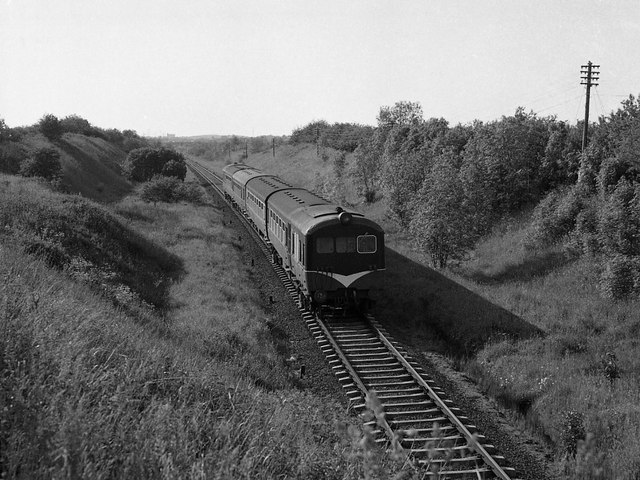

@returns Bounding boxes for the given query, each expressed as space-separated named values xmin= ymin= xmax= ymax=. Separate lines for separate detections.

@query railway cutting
xmin=188 ymin=159 xmax=521 ymax=479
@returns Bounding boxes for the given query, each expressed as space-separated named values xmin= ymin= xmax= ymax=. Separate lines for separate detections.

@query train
xmin=222 ymin=162 xmax=385 ymax=314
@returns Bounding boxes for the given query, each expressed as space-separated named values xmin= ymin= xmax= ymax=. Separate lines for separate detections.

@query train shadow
xmin=374 ymin=247 xmax=544 ymax=358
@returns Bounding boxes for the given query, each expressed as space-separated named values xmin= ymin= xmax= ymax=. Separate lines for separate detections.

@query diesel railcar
xmin=222 ymin=162 xmax=385 ymax=313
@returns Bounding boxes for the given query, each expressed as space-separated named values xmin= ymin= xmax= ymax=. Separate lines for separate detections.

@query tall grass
xmin=452 ymin=215 xmax=640 ymax=478
xmin=1 ymin=174 xmax=415 ymax=479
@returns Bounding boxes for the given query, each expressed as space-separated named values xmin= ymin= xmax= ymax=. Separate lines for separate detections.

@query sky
xmin=1 ymin=0 xmax=639 ymax=137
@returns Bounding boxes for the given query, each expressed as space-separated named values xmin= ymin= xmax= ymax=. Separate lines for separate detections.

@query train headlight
xmin=314 ymin=290 xmax=327 ymax=304
xmin=338 ymin=211 xmax=352 ymax=226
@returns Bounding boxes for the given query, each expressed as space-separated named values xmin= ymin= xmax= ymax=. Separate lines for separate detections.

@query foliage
xmin=0 ymin=180 xmax=184 ymax=308
xmin=140 ymin=176 xmax=204 ymax=204
xmin=410 ymin=151 xmax=478 ymax=268
xmin=561 ymin=411 xmax=586 ymax=456
xmin=19 ymin=147 xmax=62 ymax=180
xmin=123 ymin=147 xmax=187 ymax=182
xmin=290 ymin=120 xmax=373 ymax=152
xmin=599 ymin=255 xmax=640 ymax=299
xmin=59 ymin=114 xmax=95 ymax=136
xmin=526 ymin=185 xmax=589 ymax=248
xmin=380 ymin=118 xmax=452 ymax=225
xmin=376 ymin=100 xmax=424 ymax=129
xmin=461 ymin=108 xmax=552 ymax=213
xmin=351 ymin=138 xmax=381 ymax=203
xmin=0 ymin=118 xmax=14 ymax=143
xmin=38 ymin=113 xmax=63 ymax=140
xmin=161 ymin=158 xmax=187 ymax=180
xmin=0 ymin=142 xmax=27 ymax=174
xmin=597 ymin=178 xmax=640 ymax=257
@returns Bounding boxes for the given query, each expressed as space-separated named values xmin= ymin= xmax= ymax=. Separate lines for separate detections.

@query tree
xmin=60 ymin=114 xmax=94 ymax=136
xmin=0 ymin=118 xmax=11 ymax=143
xmin=351 ymin=138 xmax=381 ymax=203
xmin=19 ymin=147 xmax=62 ymax=180
xmin=123 ymin=147 xmax=186 ymax=182
xmin=376 ymin=101 xmax=424 ymax=129
xmin=410 ymin=151 xmax=476 ymax=268
xmin=598 ymin=178 xmax=640 ymax=257
xmin=461 ymin=108 xmax=551 ymax=214
xmin=38 ymin=114 xmax=62 ymax=140
xmin=161 ymin=159 xmax=187 ymax=180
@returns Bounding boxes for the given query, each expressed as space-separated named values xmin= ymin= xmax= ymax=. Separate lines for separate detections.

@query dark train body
xmin=222 ymin=162 xmax=385 ymax=313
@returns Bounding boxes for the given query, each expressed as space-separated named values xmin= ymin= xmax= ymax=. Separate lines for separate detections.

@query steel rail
xmin=368 ymin=317 xmax=514 ymax=480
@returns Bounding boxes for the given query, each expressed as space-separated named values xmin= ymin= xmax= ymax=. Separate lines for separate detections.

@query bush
xmin=561 ymin=411 xmax=586 ymax=456
xmin=38 ymin=114 xmax=62 ymax=140
xmin=140 ymin=176 xmax=204 ymax=204
xmin=526 ymin=185 xmax=588 ymax=248
xmin=124 ymin=147 xmax=186 ymax=182
xmin=570 ymin=203 xmax=600 ymax=255
xmin=161 ymin=159 xmax=187 ymax=180
xmin=0 ymin=142 xmax=27 ymax=174
xmin=19 ymin=147 xmax=62 ymax=180
xmin=597 ymin=179 xmax=640 ymax=257
xmin=59 ymin=114 xmax=94 ymax=136
xmin=600 ymin=255 xmax=640 ymax=299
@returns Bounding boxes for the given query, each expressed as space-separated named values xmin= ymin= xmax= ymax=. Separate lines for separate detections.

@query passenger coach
xmin=222 ymin=163 xmax=385 ymax=313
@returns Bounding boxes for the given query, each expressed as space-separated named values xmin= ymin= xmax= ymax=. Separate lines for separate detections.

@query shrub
xmin=597 ymin=179 xmax=640 ymax=257
xmin=526 ymin=185 xmax=588 ymax=248
xmin=140 ymin=176 xmax=204 ymax=204
xmin=38 ymin=113 xmax=62 ymax=140
xmin=0 ymin=142 xmax=27 ymax=174
xmin=59 ymin=114 xmax=94 ymax=136
xmin=19 ymin=147 xmax=62 ymax=180
xmin=575 ymin=204 xmax=600 ymax=253
xmin=123 ymin=147 xmax=186 ymax=182
xmin=561 ymin=411 xmax=586 ymax=456
xmin=600 ymin=255 xmax=640 ymax=299
xmin=597 ymin=157 xmax=629 ymax=195
xmin=161 ymin=159 xmax=187 ymax=180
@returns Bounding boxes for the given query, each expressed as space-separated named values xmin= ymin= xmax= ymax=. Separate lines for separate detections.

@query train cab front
xmin=305 ymin=212 xmax=385 ymax=314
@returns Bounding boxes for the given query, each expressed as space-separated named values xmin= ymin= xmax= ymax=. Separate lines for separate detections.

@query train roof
xmin=269 ymin=189 xmax=380 ymax=236
xmin=222 ymin=163 xmax=253 ymax=176
xmin=232 ymin=168 xmax=273 ymax=186
xmin=247 ymin=175 xmax=296 ymax=200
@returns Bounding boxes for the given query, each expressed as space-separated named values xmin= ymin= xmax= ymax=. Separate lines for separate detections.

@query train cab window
xmin=335 ymin=237 xmax=356 ymax=253
xmin=316 ymin=237 xmax=334 ymax=254
xmin=357 ymin=235 xmax=377 ymax=254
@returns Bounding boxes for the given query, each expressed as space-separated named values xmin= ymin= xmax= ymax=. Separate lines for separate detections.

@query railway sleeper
xmin=357 ymin=366 xmax=405 ymax=374
xmin=385 ymin=408 xmax=442 ymax=417
xmin=375 ymin=387 xmax=424 ymax=396
xmin=366 ymin=380 xmax=417 ymax=389
xmin=359 ymin=373 xmax=412 ymax=381
xmin=388 ymin=417 xmax=449 ymax=426
xmin=401 ymin=434 xmax=470 ymax=444
xmin=341 ymin=346 xmax=388 ymax=353
xmin=382 ymin=400 xmax=434 ymax=408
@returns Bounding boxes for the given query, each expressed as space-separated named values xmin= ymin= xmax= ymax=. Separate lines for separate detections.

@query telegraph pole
xmin=580 ymin=61 xmax=600 ymax=152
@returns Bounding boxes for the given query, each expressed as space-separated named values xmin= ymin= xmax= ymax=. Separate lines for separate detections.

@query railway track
xmin=188 ymin=159 xmax=519 ymax=479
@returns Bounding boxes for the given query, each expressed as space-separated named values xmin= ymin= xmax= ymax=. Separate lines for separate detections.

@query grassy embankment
xmin=0 ymin=149 xmax=416 ymax=478
xmin=193 ymin=143 xmax=640 ymax=478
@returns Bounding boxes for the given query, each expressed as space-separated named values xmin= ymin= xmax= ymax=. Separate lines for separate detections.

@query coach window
xmin=357 ymin=235 xmax=377 ymax=254
xmin=335 ymin=237 xmax=356 ymax=253
xmin=317 ymin=237 xmax=334 ymax=254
